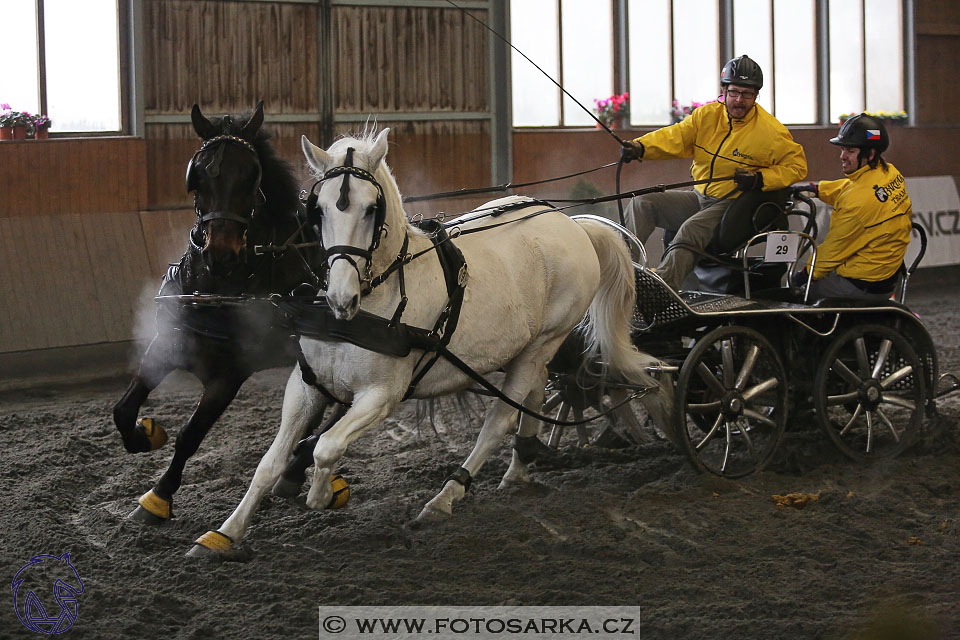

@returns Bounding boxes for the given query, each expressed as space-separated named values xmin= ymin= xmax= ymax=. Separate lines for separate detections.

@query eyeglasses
xmin=724 ymin=88 xmax=757 ymax=100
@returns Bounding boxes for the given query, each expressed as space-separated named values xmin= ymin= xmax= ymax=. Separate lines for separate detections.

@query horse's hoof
xmin=327 ymin=474 xmax=350 ymax=509
xmin=305 ymin=474 xmax=351 ymax=510
xmin=271 ymin=475 xmax=303 ymax=499
xmin=128 ymin=489 xmax=171 ymax=523
xmin=137 ymin=418 xmax=169 ymax=450
xmin=123 ymin=418 xmax=168 ymax=453
xmin=416 ymin=504 xmax=451 ymax=523
xmin=497 ymin=476 xmax=529 ymax=490
xmin=186 ymin=531 xmax=252 ymax=562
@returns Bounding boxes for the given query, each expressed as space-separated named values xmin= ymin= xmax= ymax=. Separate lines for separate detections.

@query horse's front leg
xmin=305 ymin=393 xmax=397 ymax=511
xmin=187 ymin=370 xmax=327 ymax=560
xmin=129 ymin=373 xmax=248 ymax=524
xmin=271 ymin=402 xmax=347 ymax=499
xmin=113 ymin=335 xmax=176 ymax=453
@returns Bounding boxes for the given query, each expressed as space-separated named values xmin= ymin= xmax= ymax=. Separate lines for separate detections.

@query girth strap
xmin=402 ymin=220 xmax=468 ymax=399
xmin=290 ymin=335 xmax=348 ymax=405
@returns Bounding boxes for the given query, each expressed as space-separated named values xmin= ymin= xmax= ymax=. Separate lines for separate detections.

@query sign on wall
xmin=904 ymin=176 xmax=960 ymax=268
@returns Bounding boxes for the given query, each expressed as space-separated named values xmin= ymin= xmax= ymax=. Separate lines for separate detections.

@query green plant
xmin=0 ymin=108 xmax=32 ymax=128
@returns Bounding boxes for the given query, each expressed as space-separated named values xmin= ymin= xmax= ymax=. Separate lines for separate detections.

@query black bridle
xmin=300 ymin=147 xmax=389 ymax=291
xmin=186 ymin=134 xmax=264 ymax=226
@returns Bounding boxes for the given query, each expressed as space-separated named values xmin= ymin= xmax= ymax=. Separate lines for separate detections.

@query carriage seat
xmin=693 ymin=188 xmax=792 ymax=294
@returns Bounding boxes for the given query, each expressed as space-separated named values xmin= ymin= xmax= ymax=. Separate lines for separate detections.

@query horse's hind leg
xmin=500 ymin=366 xmax=550 ymax=488
xmin=129 ymin=373 xmax=248 ymax=524
xmin=418 ymin=356 xmax=549 ymax=521
xmin=188 ymin=371 xmax=325 ymax=559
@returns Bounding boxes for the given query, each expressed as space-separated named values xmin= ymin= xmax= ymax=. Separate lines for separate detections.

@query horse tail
xmin=574 ymin=220 xmax=674 ymax=428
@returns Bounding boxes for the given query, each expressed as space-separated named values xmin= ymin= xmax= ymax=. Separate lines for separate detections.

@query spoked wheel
xmin=675 ymin=325 xmax=788 ymax=477
xmin=814 ymin=324 xmax=925 ymax=461
xmin=540 ymin=379 xmax=662 ymax=448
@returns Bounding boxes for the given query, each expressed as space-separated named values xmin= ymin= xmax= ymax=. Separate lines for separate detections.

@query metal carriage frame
xmin=545 ymin=213 xmax=957 ymax=479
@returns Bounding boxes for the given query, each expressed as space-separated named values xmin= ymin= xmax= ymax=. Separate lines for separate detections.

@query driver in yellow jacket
xmin=620 ymin=54 xmax=807 ymax=291
xmin=792 ymin=114 xmax=912 ymax=300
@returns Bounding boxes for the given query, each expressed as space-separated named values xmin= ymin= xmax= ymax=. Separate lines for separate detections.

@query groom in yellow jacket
xmin=792 ymin=114 xmax=912 ymax=300
xmin=620 ymin=54 xmax=807 ymax=291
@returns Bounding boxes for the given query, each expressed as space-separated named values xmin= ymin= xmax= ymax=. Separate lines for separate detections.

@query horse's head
xmin=187 ymin=101 xmax=266 ymax=277
xmin=301 ymin=129 xmax=391 ymax=320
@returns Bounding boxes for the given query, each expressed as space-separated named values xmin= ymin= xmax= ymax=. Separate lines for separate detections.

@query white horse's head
xmin=301 ymin=129 xmax=391 ymax=320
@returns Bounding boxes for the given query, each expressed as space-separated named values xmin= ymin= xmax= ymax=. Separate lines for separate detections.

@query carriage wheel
xmin=675 ymin=325 xmax=788 ymax=478
xmin=813 ymin=324 xmax=925 ymax=461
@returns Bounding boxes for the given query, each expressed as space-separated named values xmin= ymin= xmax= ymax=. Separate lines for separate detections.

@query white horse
xmin=188 ymin=129 xmax=673 ymax=559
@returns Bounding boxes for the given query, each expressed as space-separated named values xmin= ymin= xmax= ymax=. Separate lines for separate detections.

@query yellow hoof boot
xmin=187 ymin=530 xmax=251 ymax=561
xmin=130 ymin=489 xmax=172 ymax=523
xmin=136 ymin=418 xmax=169 ymax=451
xmin=326 ymin=474 xmax=350 ymax=509
xmin=195 ymin=530 xmax=233 ymax=552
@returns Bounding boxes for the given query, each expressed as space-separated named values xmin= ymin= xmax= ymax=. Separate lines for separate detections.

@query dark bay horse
xmin=113 ymin=102 xmax=339 ymax=523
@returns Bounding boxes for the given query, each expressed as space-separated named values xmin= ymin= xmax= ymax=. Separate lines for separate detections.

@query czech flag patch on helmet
xmin=866 ymin=129 xmax=881 ymax=140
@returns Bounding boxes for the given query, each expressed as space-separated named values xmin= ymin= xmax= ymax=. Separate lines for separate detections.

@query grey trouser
xmin=809 ymin=272 xmax=895 ymax=302
xmin=624 ymin=190 xmax=735 ymax=290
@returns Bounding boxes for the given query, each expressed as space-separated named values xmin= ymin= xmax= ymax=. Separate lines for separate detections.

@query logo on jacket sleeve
xmin=873 ymin=184 xmax=889 ymax=202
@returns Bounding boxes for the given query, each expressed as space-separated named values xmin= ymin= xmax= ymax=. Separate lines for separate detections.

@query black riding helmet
xmin=829 ymin=113 xmax=889 ymax=153
xmin=720 ymin=55 xmax=763 ymax=90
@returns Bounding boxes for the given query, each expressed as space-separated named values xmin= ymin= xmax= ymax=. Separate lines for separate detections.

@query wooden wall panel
xmin=915 ymin=0 xmax=960 ymax=125
xmin=331 ymin=120 xmax=491 ymax=218
xmin=333 ymin=6 xmax=488 ymax=113
xmin=80 ymin=212 xmax=156 ymax=343
xmin=0 ymin=215 xmax=109 ymax=352
xmin=915 ymin=36 xmax=960 ymax=124
xmin=143 ymin=0 xmax=319 ymax=115
xmin=0 ymin=212 xmax=155 ymax=353
xmin=0 ymin=139 xmax=146 ymax=217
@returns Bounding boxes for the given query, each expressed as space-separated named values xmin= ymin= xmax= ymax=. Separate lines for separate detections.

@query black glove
xmin=792 ymin=182 xmax=819 ymax=197
xmin=733 ymin=168 xmax=764 ymax=191
xmin=790 ymin=270 xmax=809 ymax=288
xmin=620 ymin=140 xmax=644 ymax=164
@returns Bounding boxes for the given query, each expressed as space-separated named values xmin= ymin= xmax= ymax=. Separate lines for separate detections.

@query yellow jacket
xmin=632 ymin=101 xmax=807 ymax=199
xmin=811 ymin=162 xmax=913 ymax=281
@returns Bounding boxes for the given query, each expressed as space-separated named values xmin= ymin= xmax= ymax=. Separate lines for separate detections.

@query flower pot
xmin=596 ymin=119 xmax=622 ymax=130
xmin=35 ymin=127 xmax=48 ymax=140
xmin=12 ymin=126 xmax=27 ymax=140
xmin=0 ymin=126 xmax=12 ymax=141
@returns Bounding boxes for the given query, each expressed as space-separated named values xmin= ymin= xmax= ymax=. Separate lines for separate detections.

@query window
xmin=830 ymin=0 xmax=904 ymax=121
xmin=510 ymin=0 xmax=906 ymax=127
xmin=2 ymin=0 xmax=124 ymax=134
xmin=511 ymin=0 xmax=613 ymax=126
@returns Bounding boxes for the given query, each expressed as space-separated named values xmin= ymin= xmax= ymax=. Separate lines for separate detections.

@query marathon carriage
xmin=546 ymin=191 xmax=960 ymax=478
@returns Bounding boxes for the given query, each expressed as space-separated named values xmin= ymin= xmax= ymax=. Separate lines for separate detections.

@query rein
xmin=402 ymin=162 xmax=619 ymax=203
